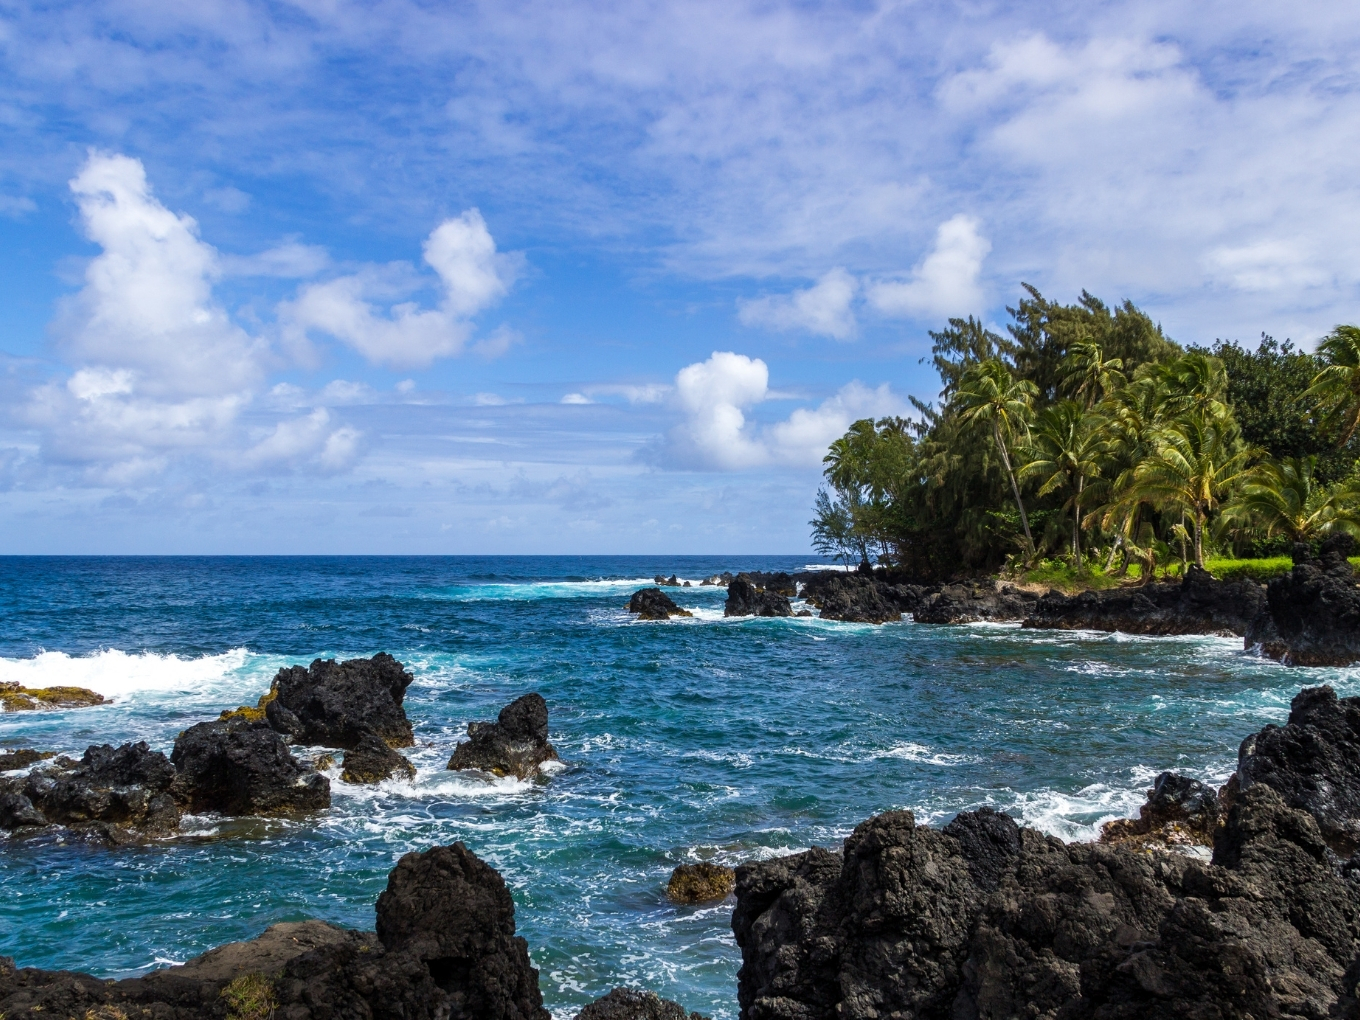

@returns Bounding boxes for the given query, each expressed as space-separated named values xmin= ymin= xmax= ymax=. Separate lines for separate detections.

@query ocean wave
xmin=0 ymin=647 xmax=255 ymax=701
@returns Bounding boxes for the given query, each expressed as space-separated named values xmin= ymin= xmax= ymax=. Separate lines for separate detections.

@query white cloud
xmin=222 ymin=240 xmax=329 ymax=278
xmin=867 ymin=215 xmax=990 ymax=319
xmin=280 ymin=209 xmax=521 ymax=369
xmin=738 ymin=268 xmax=858 ymax=340
xmin=241 ymin=408 xmax=361 ymax=471
xmin=561 ymin=393 xmax=593 ymax=404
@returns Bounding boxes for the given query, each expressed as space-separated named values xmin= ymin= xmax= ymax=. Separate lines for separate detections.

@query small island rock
xmin=723 ymin=578 xmax=791 ymax=617
xmin=171 ymin=718 xmax=331 ymax=816
xmin=448 ymin=692 xmax=559 ymax=779
xmin=0 ymin=682 xmax=105 ymax=712
xmin=264 ymin=652 xmax=415 ymax=750
xmin=666 ymin=862 xmax=735 ymax=903
xmin=628 ymin=588 xmax=692 ymax=620
xmin=341 ymin=732 xmax=416 ymax=784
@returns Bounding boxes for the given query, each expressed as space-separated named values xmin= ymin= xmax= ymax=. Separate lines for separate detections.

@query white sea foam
xmin=0 ymin=647 xmax=254 ymax=701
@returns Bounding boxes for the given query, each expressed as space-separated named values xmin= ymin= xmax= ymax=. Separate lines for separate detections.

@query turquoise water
xmin=1 ymin=556 xmax=1356 ymax=1018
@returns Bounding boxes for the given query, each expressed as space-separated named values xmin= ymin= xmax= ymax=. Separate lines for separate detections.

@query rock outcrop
xmin=913 ymin=580 xmax=1039 ymax=624
xmin=1235 ymin=684 xmax=1360 ymax=853
xmin=738 ymin=572 xmax=798 ymax=597
xmin=1245 ymin=534 xmax=1360 ymax=665
xmin=171 ymin=718 xmax=331 ymax=816
xmin=799 ymin=573 xmax=916 ymax=624
xmin=1024 ymin=564 xmax=1267 ymax=636
xmin=0 ymin=682 xmax=105 ymax=712
xmin=0 ymin=749 xmax=53 ymax=771
xmin=1099 ymin=771 xmax=1221 ymax=849
xmin=0 ymin=841 xmax=551 ymax=1020
xmin=628 ymin=588 xmax=693 ymax=620
xmin=448 ymin=693 xmax=559 ymax=779
xmin=724 ymin=578 xmax=792 ymax=618
xmin=0 ymin=742 xmax=180 ymax=841
xmin=655 ymin=574 xmax=683 ymax=587
xmin=342 ymin=731 xmax=417 ymax=784
xmin=575 ymin=987 xmax=710 ymax=1020
xmin=667 ymin=862 xmax=736 ymax=904
xmin=733 ymin=785 xmax=1360 ymax=1020
xmin=266 ymin=652 xmax=416 ymax=749
xmin=700 ymin=572 xmax=735 ymax=586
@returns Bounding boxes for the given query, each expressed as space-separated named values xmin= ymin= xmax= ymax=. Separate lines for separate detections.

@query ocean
xmin=1 ymin=555 xmax=1354 ymax=1018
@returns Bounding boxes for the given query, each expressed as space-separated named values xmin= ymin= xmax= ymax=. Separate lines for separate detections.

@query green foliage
xmin=1201 ymin=557 xmax=1294 ymax=582
xmin=1306 ymin=324 xmax=1360 ymax=448
xmin=222 ymin=974 xmax=276 ymax=1020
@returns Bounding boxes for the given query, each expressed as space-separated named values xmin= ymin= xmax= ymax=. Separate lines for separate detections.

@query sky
xmin=1 ymin=0 xmax=1358 ymax=554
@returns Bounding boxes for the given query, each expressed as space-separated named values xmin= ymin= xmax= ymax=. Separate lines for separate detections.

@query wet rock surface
xmin=266 ymin=652 xmax=416 ymax=749
xmin=171 ymin=718 xmax=331 ymax=816
xmin=737 ymin=571 xmax=798 ymax=597
xmin=576 ymin=987 xmax=711 ymax=1020
xmin=667 ymin=862 xmax=736 ymax=903
xmin=1100 ymin=771 xmax=1221 ymax=849
xmin=913 ymin=580 xmax=1039 ymax=624
xmin=341 ymin=731 xmax=416 ymax=784
xmin=799 ymin=572 xmax=917 ymax=623
xmin=1245 ymin=534 xmax=1360 ymax=665
xmin=0 ymin=682 xmax=106 ymax=712
xmin=628 ymin=587 xmax=693 ymax=620
xmin=724 ymin=578 xmax=792 ymax=617
xmin=1024 ymin=564 xmax=1267 ymax=636
xmin=733 ymin=782 xmax=1360 ymax=1020
xmin=448 ymin=692 xmax=559 ymax=779
xmin=0 ymin=842 xmax=551 ymax=1020
xmin=0 ymin=748 xmax=54 ymax=771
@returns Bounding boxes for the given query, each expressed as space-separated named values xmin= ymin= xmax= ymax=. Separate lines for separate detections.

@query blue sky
xmin=2 ymin=0 xmax=1358 ymax=554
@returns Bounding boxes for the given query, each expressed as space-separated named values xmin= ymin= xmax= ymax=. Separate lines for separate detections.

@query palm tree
xmin=1224 ymin=455 xmax=1360 ymax=542
xmin=1304 ymin=324 xmax=1360 ymax=446
xmin=1019 ymin=401 xmax=1107 ymax=562
xmin=954 ymin=359 xmax=1038 ymax=559
xmin=1060 ymin=341 xmax=1125 ymax=409
xmin=1125 ymin=415 xmax=1254 ymax=567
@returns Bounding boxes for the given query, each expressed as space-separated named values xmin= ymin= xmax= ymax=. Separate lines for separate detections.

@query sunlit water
xmin=1 ymin=556 xmax=1355 ymax=1018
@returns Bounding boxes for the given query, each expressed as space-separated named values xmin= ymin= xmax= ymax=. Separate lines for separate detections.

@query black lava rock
xmin=575 ymin=987 xmax=710 ymax=1020
xmin=448 ymin=693 xmax=559 ymax=779
xmin=171 ymin=718 xmax=331 ymax=816
xmin=628 ymin=588 xmax=692 ymax=620
xmin=266 ymin=652 xmax=415 ymax=749
xmin=914 ymin=580 xmax=1039 ymax=624
xmin=799 ymin=572 xmax=913 ymax=623
xmin=341 ymin=731 xmax=416 ymax=784
xmin=1101 ymin=771 xmax=1221 ymax=848
xmin=1245 ymin=534 xmax=1360 ymax=665
xmin=723 ymin=578 xmax=791 ymax=617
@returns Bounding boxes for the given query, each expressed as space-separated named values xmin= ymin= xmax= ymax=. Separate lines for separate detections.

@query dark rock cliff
xmin=1245 ymin=534 xmax=1360 ymax=665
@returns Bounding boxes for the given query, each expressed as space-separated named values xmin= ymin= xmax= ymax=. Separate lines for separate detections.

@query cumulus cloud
xmin=241 ymin=408 xmax=361 ymax=471
xmin=738 ymin=268 xmax=858 ymax=340
xmin=867 ymin=215 xmax=990 ymax=319
xmin=280 ymin=209 xmax=522 ymax=368
xmin=657 ymin=351 xmax=907 ymax=470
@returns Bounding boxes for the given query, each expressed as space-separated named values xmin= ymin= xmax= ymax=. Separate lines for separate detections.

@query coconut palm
xmin=1224 ymin=455 xmax=1360 ymax=542
xmin=953 ymin=359 xmax=1039 ymax=558
xmin=1019 ymin=401 xmax=1107 ymax=561
xmin=1125 ymin=414 xmax=1254 ymax=567
xmin=1304 ymin=324 xmax=1360 ymax=447
xmin=1060 ymin=341 xmax=1125 ymax=409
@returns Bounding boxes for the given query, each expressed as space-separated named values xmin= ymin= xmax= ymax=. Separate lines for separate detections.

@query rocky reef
xmin=0 ymin=841 xmax=553 ymax=1020
xmin=266 ymin=652 xmax=416 ymax=749
xmin=448 ymin=692 xmax=559 ymax=779
xmin=800 ymin=572 xmax=917 ymax=623
xmin=342 ymin=731 xmax=416 ymax=784
xmin=1245 ymin=533 xmax=1360 ymax=665
xmin=1023 ymin=564 xmax=1266 ymax=636
xmin=667 ymin=862 xmax=736 ymax=903
xmin=629 ymin=587 xmax=693 ymax=620
xmin=172 ymin=718 xmax=332 ymax=816
xmin=724 ymin=577 xmax=793 ymax=618
xmin=1 ymin=681 xmax=105 ymax=712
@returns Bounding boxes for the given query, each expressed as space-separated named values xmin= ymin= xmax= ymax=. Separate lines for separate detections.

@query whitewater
xmin=1 ymin=555 xmax=1356 ymax=1019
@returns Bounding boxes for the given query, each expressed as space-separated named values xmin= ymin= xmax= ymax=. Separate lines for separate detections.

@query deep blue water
xmin=1 ymin=555 xmax=1355 ymax=1018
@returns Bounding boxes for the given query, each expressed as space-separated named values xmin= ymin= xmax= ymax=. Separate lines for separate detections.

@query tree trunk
xmin=1193 ymin=511 xmax=1205 ymax=568
xmin=1072 ymin=477 xmax=1084 ymax=564
xmin=993 ymin=420 xmax=1035 ymax=559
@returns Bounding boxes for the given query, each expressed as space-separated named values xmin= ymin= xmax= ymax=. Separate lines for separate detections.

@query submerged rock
xmin=0 ymin=841 xmax=551 ymax=1020
xmin=1100 ymin=770 xmax=1220 ymax=848
xmin=341 ymin=731 xmax=416 ymax=784
xmin=1235 ymin=684 xmax=1360 ymax=853
xmin=0 ymin=682 xmax=105 ymax=712
xmin=666 ymin=862 xmax=735 ymax=904
xmin=733 ymin=783 xmax=1360 ymax=1020
xmin=913 ymin=580 xmax=1039 ymax=624
xmin=575 ymin=987 xmax=710 ymax=1020
xmin=1024 ymin=564 xmax=1266 ymax=636
xmin=448 ymin=693 xmax=559 ymax=779
xmin=1245 ymin=534 xmax=1360 ymax=665
xmin=723 ymin=578 xmax=791 ymax=618
xmin=171 ymin=718 xmax=331 ymax=816
xmin=0 ymin=741 xmax=180 ymax=840
xmin=628 ymin=588 xmax=693 ymax=620
xmin=266 ymin=652 xmax=416 ymax=750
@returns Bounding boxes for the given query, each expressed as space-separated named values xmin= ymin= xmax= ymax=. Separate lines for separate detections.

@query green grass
xmin=222 ymin=974 xmax=276 ymax=1020
xmin=1015 ymin=559 xmax=1124 ymax=591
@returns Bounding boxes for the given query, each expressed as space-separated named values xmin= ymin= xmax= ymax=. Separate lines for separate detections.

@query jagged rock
xmin=628 ymin=588 xmax=693 ymax=620
xmin=1245 ymin=534 xmax=1360 ymax=665
xmin=733 ymin=782 xmax=1360 ymax=1020
xmin=0 ymin=682 xmax=105 ymax=712
xmin=0 ymin=749 xmax=53 ymax=771
xmin=1235 ymin=684 xmax=1360 ymax=853
xmin=654 ymin=574 xmax=683 ymax=587
xmin=913 ymin=580 xmax=1039 ymax=624
xmin=266 ymin=652 xmax=415 ymax=750
xmin=448 ymin=693 xmax=559 ymax=779
xmin=738 ymin=571 xmax=797 ymax=597
xmin=666 ymin=862 xmax=736 ymax=903
xmin=1100 ymin=771 xmax=1220 ymax=848
xmin=171 ymin=718 xmax=331 ymax=816
xmin=700 ymin=572 xmax=734 ymax=586
xmin=1024 ymin=564 xmax=1267 ymax=636
xmin=723 ymin=578 xmax=792 ymax=618
xmin=0 ymin=842 xmax=550 ymax=1020
xmin=342 ymin=731 xmax=416 ymax=784
xmin=0 ymin=742 xmax=180 ymax=839
xmin=575 ymin=987 xmax=711 ymax=1020
xmin=799 ymin=573 xmax=906 ymax=623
